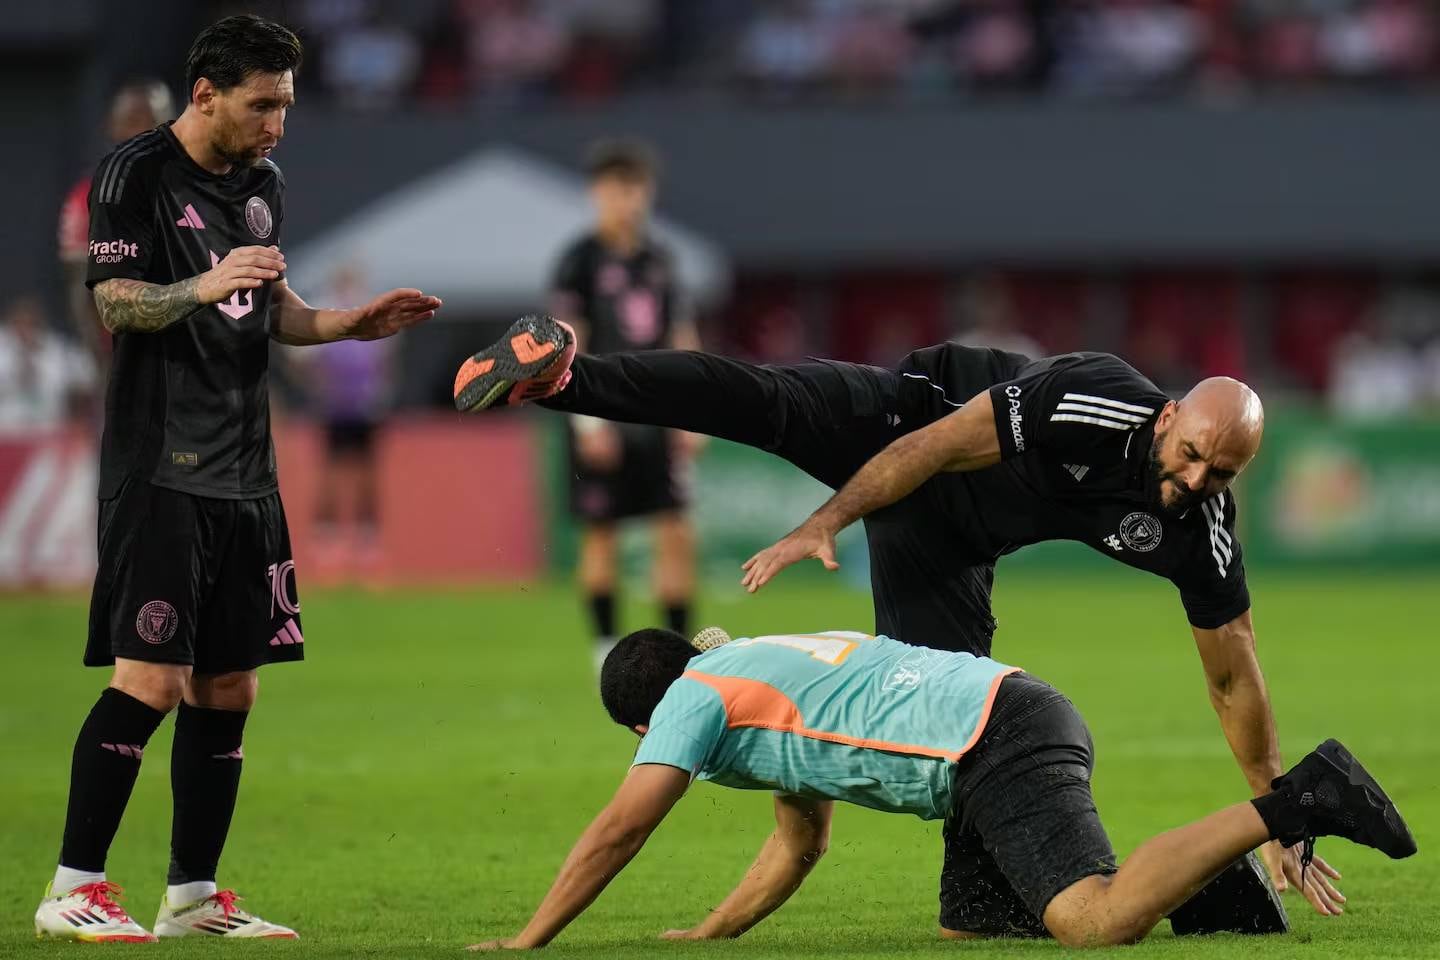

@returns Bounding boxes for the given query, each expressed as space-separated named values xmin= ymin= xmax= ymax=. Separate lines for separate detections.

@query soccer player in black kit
xmin=455 ymin=324 xmax=1347 ymax=932
xmin=34 ymin=16 xmax=440 ymax=942
xmin=549 ymin=142 xmax=702 ymax=674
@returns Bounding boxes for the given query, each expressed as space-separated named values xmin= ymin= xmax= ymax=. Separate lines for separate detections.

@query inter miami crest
xmin=245 ymin=196 xmax=273 ymax=239
xmin=135 ymin=600 xmax=179 ymax=645
xmin=1118 ymin=512 xmax=1163 ymax=552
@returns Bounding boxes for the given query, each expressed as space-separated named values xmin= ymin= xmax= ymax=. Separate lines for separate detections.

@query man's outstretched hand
xmin=343 ymin=288 xmax=441 ymax=341
xmin=741 ymin=520 xmax=839 ymax=593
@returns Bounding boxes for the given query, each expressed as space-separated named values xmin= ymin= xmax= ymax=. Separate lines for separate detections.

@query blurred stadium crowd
xmin=5 ymin=0 xmax=1440 ymax=438
xmin=198 ymin=0 xmax=1440 ymax=111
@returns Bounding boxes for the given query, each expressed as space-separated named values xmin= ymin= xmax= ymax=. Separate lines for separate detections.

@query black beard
xmin=1146 ymin=434 xmax=1203 ymax=517
xmin=213 ymin=129 xmax=261 ymax=168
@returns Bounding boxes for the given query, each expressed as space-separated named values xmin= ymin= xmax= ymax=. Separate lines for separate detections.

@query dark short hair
xmin=600 ymin=628 xmax=696 ymax=729
xmin=185 ymin=15 xmax=303 ymax=96
xmin=584 ymin=139 xmax=659 ymax=183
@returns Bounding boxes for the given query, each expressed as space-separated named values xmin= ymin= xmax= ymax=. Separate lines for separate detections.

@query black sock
xmin=1250 ymin=788 xmax=1297 ymax=844
xmin=167 ymin=703 xmax=248 ymax=885
xmin=587 ymin=593 xmax=616 ymax=641
xmin=664 ymin=603 xmax=690 ymax=638
xmin=59 ymin=688 xmax=167 ymax=872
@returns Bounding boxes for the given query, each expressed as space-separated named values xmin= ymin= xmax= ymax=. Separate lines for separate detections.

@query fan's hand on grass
xmin=1262 ymin=840 xmax=1344 ymax=916
xmin=741 ymin=520 xmax=838 ymax=593
xmin=660 ymin=929 xmax=700 ymax=941
xmin=466 ymin=937 xmax=523 ymax=951
xmin=343 ymin=288 xmax=441 ymax=341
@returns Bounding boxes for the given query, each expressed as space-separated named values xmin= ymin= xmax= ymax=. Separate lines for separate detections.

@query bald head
xmin=1148 ymin=377 xmax=1264 ymax=515
xmin=1177 ymin=377 xmax=1265 ymax=465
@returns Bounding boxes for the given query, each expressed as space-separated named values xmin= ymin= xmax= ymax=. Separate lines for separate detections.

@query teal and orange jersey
xmin=632 ymin=632 xmax=1019 ymax=820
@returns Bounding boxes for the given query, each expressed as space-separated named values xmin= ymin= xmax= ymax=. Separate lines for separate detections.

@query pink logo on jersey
xmin=245 ymin=196 xmax=273 ymax=239
xmin=619 ymin=289 xmax=660 ymax=343
xmin=175 ymin=204 xmax=206 ymax=229
xmin=89 ymin=238 xmax=139 ymax=264
xmin=210 ymin=249 xmax=255 ymax=320
xmin=135 ymin=600 xmax=179 ymax=645
xmin=598 ymin=262 xmax=628 ymax=296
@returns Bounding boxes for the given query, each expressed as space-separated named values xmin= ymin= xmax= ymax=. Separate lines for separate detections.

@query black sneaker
xmin=1170 ymin=851 xmax=1288 ymax=936
xmin=1271 ymin=739 xmax=1417 ymax=865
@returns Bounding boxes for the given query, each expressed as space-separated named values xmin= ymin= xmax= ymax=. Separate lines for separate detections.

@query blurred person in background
xmin=1329 ymin=282 xmax=1440 ymax=418
xmin=58 ymin=80 xmax=174 ymax=399
xmin=736 ymin=0 xmax=830 ymax=96
xmin=951 ymin=272 xmax=1044 ymax=358
xmin=319 ymin=8 xmax=421 ymax=110
xmin=460 ymin=0 xmax=571 ymax=103
xmin=34 ymin=15 xmax=440 ymax=943
xmin=288 ymin=263 xmax=397 ymax=578
xmin=0 ymin=295 xmax=96 ymax=435
xmin=545 ymin=139 xmax=702 ymax=676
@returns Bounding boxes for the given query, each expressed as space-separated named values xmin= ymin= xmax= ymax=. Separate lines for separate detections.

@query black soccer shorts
xmin=939 ymin=673 xmax=1118 ymax=937
xmin=86 ymin=480 xmax=304 ymax=674
xmin=566 ymin=421 xmax=690 ymax=523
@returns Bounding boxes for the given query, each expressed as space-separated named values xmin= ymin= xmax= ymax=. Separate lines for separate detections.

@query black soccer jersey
xmin=899 ymin=348 xmax=1250 ymax=630
xmin=551 ymin=234 xmax=679 ymax=354
xmin=86 ymin=123 xmax=286 ymax=500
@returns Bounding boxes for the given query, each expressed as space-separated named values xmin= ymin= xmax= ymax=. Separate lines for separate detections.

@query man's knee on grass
xmin=1043 ymin=875 xmax=1155 ymax=948
xmin=938 ymin=926 xmax=988 ymax=941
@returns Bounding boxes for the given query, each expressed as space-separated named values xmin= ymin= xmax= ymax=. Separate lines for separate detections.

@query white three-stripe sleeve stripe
xmin=1053 ymin=402 xmax=1148 ymax=423
xmin=1061 ymin=392 xmax=1156 ymax=415
xmin=1049 ymin=414 xmax=1133 ymax=430
xmin=1201 ymin=493 xmax=1233 ymax=576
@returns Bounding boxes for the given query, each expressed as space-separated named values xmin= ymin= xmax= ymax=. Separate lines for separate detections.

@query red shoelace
xmin=72 ymin=881 xmax=130 ymax=922
xmin=209 ymin=889 xmax=242 ymax=921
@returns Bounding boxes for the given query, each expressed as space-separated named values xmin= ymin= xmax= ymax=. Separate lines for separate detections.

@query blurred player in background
xmin=0 ymin=295 xmax=96 ymax=433
xmin=549 ymin=140 xmax=702 ymax=673
xmin=34 ymin=15 xmax=440 ymax=943
xmin=287 ymin=263 xmax=396 ymax=581
xmin=58 ymin=80 xmax=175 ymax=397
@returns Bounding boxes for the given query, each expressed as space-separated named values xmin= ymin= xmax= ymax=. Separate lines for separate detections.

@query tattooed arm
xmin=92 ymin=245 xmax=287 ymax=335
xmin=93 ymin=277 xmax=203 ymax=334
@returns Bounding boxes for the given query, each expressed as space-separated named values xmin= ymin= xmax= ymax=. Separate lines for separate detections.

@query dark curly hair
xmin=600 ymin=628 xmax=697 ymax=729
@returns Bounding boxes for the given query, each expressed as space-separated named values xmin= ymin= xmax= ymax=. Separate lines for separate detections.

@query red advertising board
xmin=0 ymin=416 xmax=543 ymax=591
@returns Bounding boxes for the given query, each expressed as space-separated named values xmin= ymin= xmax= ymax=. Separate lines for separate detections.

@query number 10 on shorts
xmin=267 ymin=560 xmax=300 ymax=619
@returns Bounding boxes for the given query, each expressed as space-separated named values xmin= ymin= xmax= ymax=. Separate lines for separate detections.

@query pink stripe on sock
xmin=101 ymin=742 xmax=143 ymax=759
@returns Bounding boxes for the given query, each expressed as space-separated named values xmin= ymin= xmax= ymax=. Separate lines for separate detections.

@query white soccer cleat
xmin=34 ymin=881 xmax=158 ymax=942
xmin=153 ymin=889 xmax=298 ymax=939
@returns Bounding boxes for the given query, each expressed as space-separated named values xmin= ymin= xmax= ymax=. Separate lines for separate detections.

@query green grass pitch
xmin=1 ymin=572 xmax=1436 ymax=958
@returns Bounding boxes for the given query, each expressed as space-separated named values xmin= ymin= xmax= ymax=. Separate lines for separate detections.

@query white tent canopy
xmin=288 ymin=146 xmax=730 ymax=315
